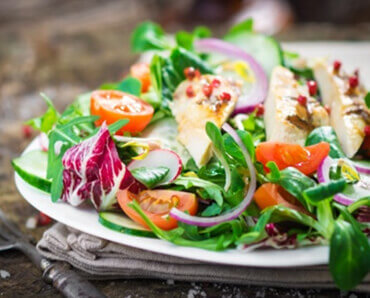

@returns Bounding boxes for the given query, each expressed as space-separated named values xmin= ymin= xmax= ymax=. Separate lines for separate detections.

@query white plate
xmin=14 ymin=42 xmax=370 ymax=268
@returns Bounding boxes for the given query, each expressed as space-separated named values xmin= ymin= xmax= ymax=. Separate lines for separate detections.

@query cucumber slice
xmin=12 ymin=150 xmax=51 ymax=193
xmin=224 ymin=32 xmax=283 ymax=77
xmin=99 ymin=212 xmax=155 ymax=238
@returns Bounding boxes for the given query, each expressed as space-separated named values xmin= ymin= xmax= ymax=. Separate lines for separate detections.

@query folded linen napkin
xmin=37 ymin=223 xmax=370 ymax=292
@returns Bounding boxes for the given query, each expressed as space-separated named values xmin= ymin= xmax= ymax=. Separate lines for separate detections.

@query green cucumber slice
xmin=224 ymin=32 xmax=283 ymax=77
xmin=12 ymin=150 xmax=51 ymax=193
xmin=99 ymin=212 xmax=155 ymax=238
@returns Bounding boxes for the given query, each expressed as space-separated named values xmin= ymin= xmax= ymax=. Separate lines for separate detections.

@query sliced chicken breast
xmin=313 ymin=59 xmax=370 ymax=157
xmin=264 ymin=66 xmax=329 ymax=146
xmin=171 ymin=75 xmax=239 ymax=166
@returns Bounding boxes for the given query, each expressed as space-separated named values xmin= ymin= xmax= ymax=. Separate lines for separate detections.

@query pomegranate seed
xmin=348 ymin=76 xmax=359 ymax=89
xmin=219 ymin=92 xmax=231 ymax=101
xmin=307 ymin=80 xmax=317 ymax=96
xmin=364 ymin=125 xmax=370 ymax=136
xmin=211 ymin=79 xmax=221 ymax=88
xmin=22 ymin=125 xmax=32 ymax=138
xmin=297 ymin=95 xmax=307 ymax=106
xmin=37 ymin=212 xmax=52 ymax=226
xmin=324 ymin=104 xmax=331 ymax=115
xmin=186 ymin=85 xmax=195 ymax=97
xmin=255 ymin=104 xmax=264 ymax=116
xmin=184 ymin=67 xmax=197 ymax=80
xmin=333 ymin=60 xmax=341 ymax=72
xmin=202 ymin=83 xmax=213 ymax=97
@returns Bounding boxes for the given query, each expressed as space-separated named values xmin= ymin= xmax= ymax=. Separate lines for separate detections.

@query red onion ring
xmin=194 ymin=38 xmax=268 ymax=115
xmin=317 ymin=157 xmax=366 ymax=206
xmin=169 ymin=123 xmax=256 ymax=227
xmin=354 ymin=162 xmax=370 ymax=175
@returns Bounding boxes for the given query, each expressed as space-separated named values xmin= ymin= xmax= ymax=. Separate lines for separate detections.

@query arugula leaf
xmin=224 ymin=168 xmax=245 ymax=206
xmin=329 ymin=206 xmax=370 ymax=290
xmin=26 ymin=93 xmax=60 ymax=133
xmin=303 ymin=179 xmax=346 ymax=205
xmin=237 ymin=130 xmax=256 ymax=161
xmin=198 ymin=160 xmax=225 ymax=186
xmin=115 ymin=77 xmax=142 ymax=96
xmin=225 ymin=19 xmax=253 ymax=38
xmin=131 ymin=22 xmax=170 ymax=52
xmin=365 ymin=92 xmax=370 ymax=109
xmin=130 ymin=166 xmax=169 ymax=188
xmin=201 ymin=203 xmax=222 ymax=217
xmin=175 ymin=26 xmax=211 ymax=50
xmin=347 ymin=196 xmax=370 ymax=214
xmin=316 ymin=199 xmax=334 ymax=238
xmin=266 ymin=163 xmax=315 ymax=211
xmin=306 ymin=126 xmax=345 ymax=158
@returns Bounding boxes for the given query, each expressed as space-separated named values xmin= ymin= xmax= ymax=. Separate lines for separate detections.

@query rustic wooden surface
xmin=1 ymin=1 xmax=369 ymax=297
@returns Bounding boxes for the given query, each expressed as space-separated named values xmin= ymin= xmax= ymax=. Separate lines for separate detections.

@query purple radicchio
xmin=61 ymin=124 xmax=126 ymax=211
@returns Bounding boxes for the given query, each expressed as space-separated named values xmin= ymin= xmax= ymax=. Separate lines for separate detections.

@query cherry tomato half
xmin=117 ymin=189 xmax=198 ymax=230
xmin=90 ymin=90 xmax=154 ymax=134
xmin=256 ymin=141 xmax=330 ymax=175
xmin=130 ymin=62 xmax=151 ymax=93
xmin=253 ymin=183 xmax=307 ymax=214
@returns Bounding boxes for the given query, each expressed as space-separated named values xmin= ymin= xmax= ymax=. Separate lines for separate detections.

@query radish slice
xmin=38 ymin=133 xmax=49 ymax=152
xmin=128 ymin=149 xmax=182 ymax=186
xmin=318 ymin=157 xmax=370 ymax=206
xmin=169 ymin=123 xmax=257 ymax=227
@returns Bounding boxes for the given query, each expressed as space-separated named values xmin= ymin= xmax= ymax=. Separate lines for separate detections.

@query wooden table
xmin=1 ymin=1 xmax=369 ymax=296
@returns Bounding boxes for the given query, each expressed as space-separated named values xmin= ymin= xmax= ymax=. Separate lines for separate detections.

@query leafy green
xmin=175 ymin=26 xmax=211 ymax=50
xmin=115 ymin=77 xmax=142 ymax=96
xmin=131 ymin=22 xmax=170 ymax=52
xmin=365 ymin=92 xmax=370 ymax=109
xmin=303 ymin=179 xmax=346 ymax=205
xmin=130 ymin=166 xmax=169 ymax=188
xmin=329 ymin=206 xmax=370 ymax=290
xmin=26 ymin=93 xmax=60 ymax=133
xmin=201 ymin=203 xmax=223 ymax=217
xmin=266 ymin=163 xmax=315 ymax=211
xmin=306 ymin=127 xmax=345 ymax=158
xmin=225 ymin=19 xmax=253 ymax=39
xmin=347 ymin=196 xmax=370 ymax=214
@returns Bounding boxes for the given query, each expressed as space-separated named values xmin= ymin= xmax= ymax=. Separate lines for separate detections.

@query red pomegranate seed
xmin=324 ymin=104 xmax=331 ymax=115
xmin=364 ymin=125 xmax=370 ymax=136
xmin=211 ymin=79 xmax=221 ymax=88
xmin=37 ymin=212 xmax=52 ymax=226
xmin=186 ymin=85 xmax=195 ymax=97
xmin=184 ymin=67 xmax=200 ymax=80
xmin=22 ymin=125 xmax=32 ymax=139
xmin=307 ymin=80 xmax=317 ymax=96
xmin=297 ymin=95 xmax=307 ymax=106
xmin=255 ymin=104 xmax=264 ymax=116
xmin=202 ymin=83 xmax=213 ymax=97
xmin=219 ymin=92 xmax=231 ymax=101
xmin=348 ymin=76 xmax=359 ymax=89
xmin=333 ymin=60 xmax=341 ymax=72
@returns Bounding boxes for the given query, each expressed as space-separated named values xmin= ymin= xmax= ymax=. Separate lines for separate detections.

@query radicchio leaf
xmin=61 ymin=124 xmax=126 ymax=211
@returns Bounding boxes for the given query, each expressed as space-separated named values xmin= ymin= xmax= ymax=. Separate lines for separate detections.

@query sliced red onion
xmin=194 ymin=38 xmax=268 ymax=115
xmin=169 ymin=123 xmax=256 ymax=227
xmin=353 ymin=162 xmax=370 ymax=175
xmin=318 ymin=157 xmax=367 ymax=206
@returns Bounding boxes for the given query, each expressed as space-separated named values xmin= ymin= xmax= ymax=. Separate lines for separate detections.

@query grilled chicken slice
xmin=171 ymin=75 xmax=239 ymax=166
xmin=264 ymin=66 xmax=329 ymax=146
xmin=313 ymin=59 xmax=370 ymax=157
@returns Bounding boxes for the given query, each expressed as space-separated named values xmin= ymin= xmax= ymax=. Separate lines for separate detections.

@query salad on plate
xmin=12 ymin=20 xmax=370 ymax=290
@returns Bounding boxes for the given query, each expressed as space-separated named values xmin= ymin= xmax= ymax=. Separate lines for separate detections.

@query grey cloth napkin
xmin=37 ymin=223 xmax=370 ymax=292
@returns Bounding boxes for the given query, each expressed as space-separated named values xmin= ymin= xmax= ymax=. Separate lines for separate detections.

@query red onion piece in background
xmin=194 ymin=38 xmax=268 ymax=114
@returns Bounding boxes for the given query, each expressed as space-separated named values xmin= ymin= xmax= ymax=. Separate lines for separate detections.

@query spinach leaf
xmin=131 ymin=22 xmax=170 ymax=52
xmin=329 ymin=206 xmax=370 ymax=290
xmin=225 ymin=19 xmax=253 ymax=39
xmin=201 ymin=203 xmax=222 ymax=217
xmin=306 ymin=126 xmax=345 ymax=158
xmin=316 ymin=199 xmax=334 ymax=238
xmin=130 ymin=166 xmax=169 ymax=189
xmin=365 ymin=92 xmax=370 ymax=109
xmin=303 ymin=179 xmax=347 ymax=205
xmin=115 ymin=77 xmax=142 ymax=96
xmin=266 ymin=162 xmax=316 ymax=211
xmin=175 ymin=26 xmax=211 ymax=50
xmin=26 ymin=93 xmax=60 ymax=133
